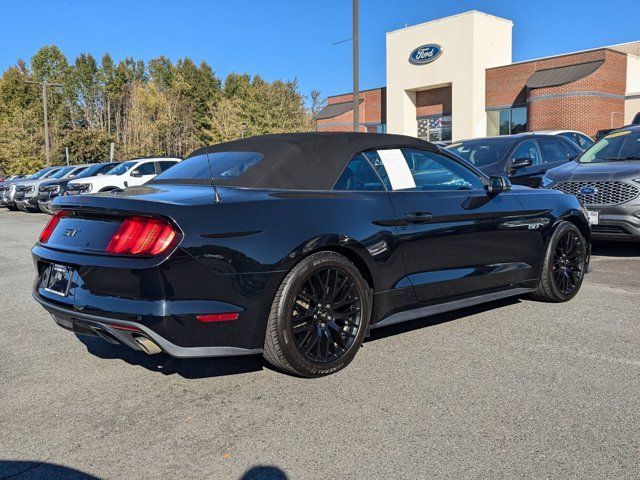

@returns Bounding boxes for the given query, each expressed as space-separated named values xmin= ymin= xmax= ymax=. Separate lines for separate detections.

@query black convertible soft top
xmin=186 ymin=132 xmax=437 ymax=190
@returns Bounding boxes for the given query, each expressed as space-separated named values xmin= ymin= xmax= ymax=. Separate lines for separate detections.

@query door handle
xmin=403 ymin=211 xmax=433 ymax=224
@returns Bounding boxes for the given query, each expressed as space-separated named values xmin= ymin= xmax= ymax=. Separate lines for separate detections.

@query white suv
xmin=67 ymin=157 xmax=181 ymax=194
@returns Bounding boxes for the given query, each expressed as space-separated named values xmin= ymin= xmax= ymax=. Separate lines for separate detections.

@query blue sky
xmin=1 ymin=0 xmax=637 ymax=102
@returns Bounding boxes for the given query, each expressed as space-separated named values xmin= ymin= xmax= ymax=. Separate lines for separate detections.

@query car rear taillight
xmin=106 ymin=216 xmax=177 ymax=256
xmin=39 ymin=211 xmax=69 ymax=244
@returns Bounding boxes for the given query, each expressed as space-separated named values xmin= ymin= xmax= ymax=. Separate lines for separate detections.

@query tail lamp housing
xmin=39 ymin=211 xmax=178 ymax=256
xmin=39 ymin=211 xmax=69 ymax=244
xmin=106 ymin=216 xmax=177 ymax=255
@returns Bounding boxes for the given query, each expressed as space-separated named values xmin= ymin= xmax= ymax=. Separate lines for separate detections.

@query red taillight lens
xmin=196 ymin=313 xmax=240 ymax=323
xmin=106 ymin=216 xmax=177 ymax=256
xmin=39 ymin=211 xmax=68 ymax=244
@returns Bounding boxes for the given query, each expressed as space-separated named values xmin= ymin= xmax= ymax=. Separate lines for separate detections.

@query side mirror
xmin=511 ymin=157 xmax=532 ymax=169
xmin=487 ymin=176 xmax=512 ymax=194
xmin=130 ymin=169 xmax=142 ymax=178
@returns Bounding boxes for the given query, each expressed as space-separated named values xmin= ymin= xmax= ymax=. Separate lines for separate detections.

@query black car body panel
xmin=447 ymin=134 xmax=582 ymax=188
xmin=32 ymin=133 xmax=591 ymax=356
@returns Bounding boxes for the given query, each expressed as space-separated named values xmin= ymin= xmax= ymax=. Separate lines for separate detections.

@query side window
xmin=577 ymin=134 xmax=594 ymax=149
xmin=334 ymin=154 xmax=385 ymax=191
xmin=136 ymin=162 xmax=157 ymax=175
xmin=158 ymin=161 xmax=177 ymax=172
xmin=538 ymin=138 xmax=573 ymax=163
xmin=511 ymin=140 xmax=542 ymax=166
xmin=364 ymin=148 xmax=484 ymax=191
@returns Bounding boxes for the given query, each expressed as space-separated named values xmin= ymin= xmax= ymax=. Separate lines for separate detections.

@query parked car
xmin=15 ymin=165 xmax=87 ymax=212
xmin=446 ymin=133 xmax=582 ymax=187
xmin=0 ymin=174 xmax=30 ymax=208
xmin=543 ymin=125 xmax=640 ymax=242
xmin=33 ymin=133 xmax=590 ymax=377
xmin=535 ymin=130 xmax=594 ymax=151
xmin=38 ymin=162 xmax=121 ymax=214
xmin=66 ymin=157 xmax=180 ymax=195
xmin=595 ymin=112 xmax=640 ymax=140
xmin=2 ymin=167 xmax=62 ymax=211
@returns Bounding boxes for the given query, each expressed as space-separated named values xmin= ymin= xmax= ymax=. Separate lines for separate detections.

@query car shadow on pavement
xmin=0 ymin=460 xmax=101 ymax=479
xmin=366 ymin=297 xmax=521 ymax=343
xmin=0 ymin=461 xmax=289 ymax=479
xmin=591 ymin=240 xmax=640 ymax=257
xmin=76 ymin=334 xmax=264 ymax=379
xmin=240 ymin=465 xmax=288 ymax=479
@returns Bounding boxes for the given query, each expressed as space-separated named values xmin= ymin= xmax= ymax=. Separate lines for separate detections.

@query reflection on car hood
xmin=68 ymin=174 xmax=118 ymax=185
xmin=546 ymin=160 xmax=640 ymax=182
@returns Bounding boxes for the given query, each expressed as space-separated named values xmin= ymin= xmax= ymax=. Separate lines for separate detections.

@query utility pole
xmin=352 ymin=0 xmax=359 ymax=132
xmin=24 ymin=80 xmax=63 ymax=166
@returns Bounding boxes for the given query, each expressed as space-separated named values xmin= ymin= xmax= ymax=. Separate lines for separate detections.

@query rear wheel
xmin=530 ymin=221 xmax=587 ymax=302
xmin=263 ymin=251 xmax=371 ymax=377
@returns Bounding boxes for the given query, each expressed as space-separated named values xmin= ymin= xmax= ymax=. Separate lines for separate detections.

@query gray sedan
xmin=543 ymin=125 xmax=640 ymax=242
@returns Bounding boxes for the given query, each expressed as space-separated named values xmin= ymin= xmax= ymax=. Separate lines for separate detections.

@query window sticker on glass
xmin=377 ymin=149 xmax=416 ymax=190
xmin=605 ymin=130 xmax=631 ymax=139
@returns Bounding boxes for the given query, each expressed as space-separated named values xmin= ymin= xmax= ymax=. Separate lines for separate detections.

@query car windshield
xmin=30 ymin=168 xmax=51 ymax=180
xmin=580 ymin=130 xmax=640 ymax=163
xmin=74 ymin=163 xmax=113 ymax=178
xmin=67 ymin=166 xmax=89 ymax=178
xmin=105 ymin=161 xmax=136 ymax=176
xmin=151 ymin=152 xmax=264 ymax=184
xmin=49 ymin=166 xmax=75 ymax=179
xmin=446 ymin=139 xmax=513 ymax=168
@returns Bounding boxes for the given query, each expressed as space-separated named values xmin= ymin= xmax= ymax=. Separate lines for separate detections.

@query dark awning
xmin=526 ymin=60 xmax=604 ymax=89
xmin=316 ymin=100 xmax=363 ymax=120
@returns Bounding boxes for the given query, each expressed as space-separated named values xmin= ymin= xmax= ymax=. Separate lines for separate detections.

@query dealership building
xmin=316 ymin=11 xmax=640 ymax=142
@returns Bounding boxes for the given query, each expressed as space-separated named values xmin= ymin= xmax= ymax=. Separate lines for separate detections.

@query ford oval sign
xmin=409 ymin=44 xmax=443 ymax=65
xmin=579 ymin=185 xmax=598 ymax=195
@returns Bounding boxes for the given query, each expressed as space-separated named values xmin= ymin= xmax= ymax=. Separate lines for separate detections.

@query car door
xmin=506 ymin=139 xmax=545 ymax=187
xmin=126 ymin=161 xmax=157 ymax=187
xmin=365 ymin=147 xmax=535 ymax=303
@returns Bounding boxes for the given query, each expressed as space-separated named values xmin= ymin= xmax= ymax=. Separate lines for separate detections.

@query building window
xmin=487 ymin=107 xmax=527 ymax=136
xmin=365 ymin=123 xmax=387 ymax=134
xmin=417 ymin=115 xmax=452 ymax=143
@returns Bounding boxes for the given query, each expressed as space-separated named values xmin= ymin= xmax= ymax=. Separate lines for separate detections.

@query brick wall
xmin=486 ymin=49 xmax=628 ymax=136
xmin=416 ymin=86 xmax=452 ymax=117
xmin=317 ymin=88 xmax=386 ymax=132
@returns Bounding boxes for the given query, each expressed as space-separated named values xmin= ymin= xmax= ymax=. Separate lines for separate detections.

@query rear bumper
xmin=32 ymin=243 xmax=283 ymax=354
xmin=34 ymin=294 xmax=262 ymax=357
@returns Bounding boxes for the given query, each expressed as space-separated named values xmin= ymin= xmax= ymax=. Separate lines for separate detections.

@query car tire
xmin=6 ymin=204 xmax=18 ymax=211
xmin=530 ymin=221 xmax=587 ymax=303
xmin=263 ymin=251 xmax=372 ymax=377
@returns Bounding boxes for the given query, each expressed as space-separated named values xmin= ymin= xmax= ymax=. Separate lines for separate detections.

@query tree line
xmin=0 ymin=46 xmax=325 ymax=175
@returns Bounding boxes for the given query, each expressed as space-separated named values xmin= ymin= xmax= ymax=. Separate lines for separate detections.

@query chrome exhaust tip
xmin=135 ymin=337 xmax=162 ymax=355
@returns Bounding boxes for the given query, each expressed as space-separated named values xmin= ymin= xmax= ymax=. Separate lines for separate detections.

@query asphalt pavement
xmin=0 ymin=209 xmax=639 ymax=479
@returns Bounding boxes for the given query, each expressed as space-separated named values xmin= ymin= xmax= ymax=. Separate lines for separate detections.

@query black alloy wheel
xmin=551 ymin=229 xmax=585 ymax=296
xmin=530 ymin=221 xmax=587 ymax=303
xmin=263 ymin=251 xmax=371 ymax=377
xmin=291 ymin=267 xmax=362 ymax=364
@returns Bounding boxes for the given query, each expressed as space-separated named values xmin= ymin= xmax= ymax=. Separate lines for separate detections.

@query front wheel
xmin=530 ymin=221 xmax=587 ymax=302
xmin=263 ymin=251 xmax=372 ymax=377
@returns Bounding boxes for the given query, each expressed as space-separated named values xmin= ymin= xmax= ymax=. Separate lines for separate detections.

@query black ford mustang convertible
xmin=33 ymin=133 xmax=590 ymax=377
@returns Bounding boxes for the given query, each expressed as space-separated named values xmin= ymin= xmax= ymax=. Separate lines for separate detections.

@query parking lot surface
xmin=0 ymin=209 xmax=639 ymax=479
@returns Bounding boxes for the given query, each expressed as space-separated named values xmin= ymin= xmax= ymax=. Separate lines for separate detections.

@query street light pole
xmin=41 ymin=82 xmax=50 ymax=165
xmin=24 ymin=80 xmax=62 ymax=166
xmin=352 ymin=0 xmax=359 ymax=133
